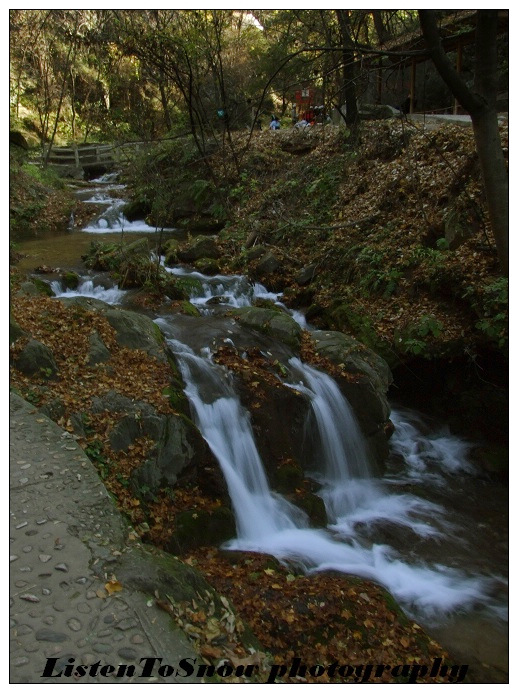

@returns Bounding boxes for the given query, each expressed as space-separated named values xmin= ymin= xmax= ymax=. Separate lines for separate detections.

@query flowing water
xmin=16 ymin=175 xmax=508 ymax=677
xmin=165 ymin=337 xmax=502 ymax=620
xmin=50 ymin=278 xmax=126 ymax=305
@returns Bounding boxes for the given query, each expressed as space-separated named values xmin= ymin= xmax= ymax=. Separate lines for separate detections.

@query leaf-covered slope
xmin=212 ymin=122 xmax=508 ymax=367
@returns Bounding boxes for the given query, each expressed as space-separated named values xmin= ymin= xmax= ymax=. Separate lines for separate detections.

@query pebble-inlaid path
xmin=10 ymin=392 xmax=198 ymax=684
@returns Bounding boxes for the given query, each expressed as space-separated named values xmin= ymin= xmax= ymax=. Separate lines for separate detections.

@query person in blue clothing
xmin=269 ymin=116 xmax=281 ymax=130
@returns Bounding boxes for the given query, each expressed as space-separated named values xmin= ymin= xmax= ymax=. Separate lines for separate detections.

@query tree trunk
xmin=335 ymin=10 xmax=359 ymax=143
xmin=419 ymin=10 xmax=508 ymax=274
xmin=471 ymin=109 xmax=509 ymax=273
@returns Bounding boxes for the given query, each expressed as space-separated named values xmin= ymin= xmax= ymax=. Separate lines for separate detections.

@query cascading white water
xmin=164 ymin=264 xmax=308 ymax=326
xmin=170 ymin=340 xmax=308 ymax=540
xmin=287 ymin=358 xmax=450 ymax=539
xmin=82 ymin=198 xmax=160 ymax=233
xmin=169 ymin=338 xmax=491 ymax=620
xmin=50 ymin=278 xmax=125 ymax=305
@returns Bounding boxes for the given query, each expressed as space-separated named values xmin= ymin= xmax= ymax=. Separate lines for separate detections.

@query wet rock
xmin=194 ymin=258 xmax=220 ymax=275
xmin=122 ymin=198 xmax=151 ymax=222
xmin=308 ymin=331 xmax=393 ymax=471
xmin=130 ymin=414 xmax=218 ymax=495
xmin=17 ymin=279 xmax=52 ymax=297
xmin=309 ymin=330 xmax=392 ymax=395
xmin=293 ymin=492 xmax=327 ymax=527
xmin=61 ymin=272 xmax=80 ymax=289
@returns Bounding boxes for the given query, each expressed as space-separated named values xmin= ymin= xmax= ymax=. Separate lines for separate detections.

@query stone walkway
xmin=9 ymin=392 xmax=199 ymax=684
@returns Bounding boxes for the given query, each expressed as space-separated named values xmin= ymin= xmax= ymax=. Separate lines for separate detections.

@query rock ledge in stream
xmin=230 ymin=306 xmax=302 ymax=351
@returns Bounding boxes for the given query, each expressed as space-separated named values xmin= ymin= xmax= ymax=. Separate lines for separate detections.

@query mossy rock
xmin=174 ymin=276 xmax=205 ymax=298
xmin=294 ymin=493 xmax=327 ymax=527
xmin=164 ymin=249 xmax=179 ymax=267
xmin=163 ymin=278 xmax=190 ymax=301
xmin=14 ymin=339 xmax=58 ymax=379
xmin=326 ymin=302 xmax=395 ymax=367
xmin=245 ymin=245 xmax=267 ymax=261
xmin=252 ymin=298 xmax=283 ymax=311
xmin=162 ymin=384 xmax=189 ymax=412
xmin=61 ymin=271 xmax=80 ymax=289
xmin=28 ymin=278 xmax=53 ymax=297
xmin=179 ymin=301 xmax=201 ymax=317
xmin=230 ymin=306 xmax=302 ymax=351
xmin=10 ymin=313 xmax=27 ymax=344
xmin=122 ymin=198 xmax=152 ymax=222
xmin=168 ymin=507 xmax=236 ymax=554
xmin=194 ymin=258 xmax=220 ymax=275
xmin=178 ymin=236 xmax=221 ymax=262
xmin=274 ymin=463 xmax=304 ymax=493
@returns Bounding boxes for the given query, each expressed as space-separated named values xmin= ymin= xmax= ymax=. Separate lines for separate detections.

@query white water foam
xmin=389 ymin=406 xmax=475 ymax=484
xmin=50 ymin=279 xmax=125 ymax=305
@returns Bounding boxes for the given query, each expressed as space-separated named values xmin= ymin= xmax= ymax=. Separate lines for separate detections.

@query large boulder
xmin=230 ymin=306 xmax=302 ymax=351
xmin=254 ymin=251 xmax=281 ymax=277
xmin=177 ymin=236 xmax=221 ymax=263
xmin=309 ymin=330 xmax=392 ymax=395
xmin=58 ymin=297 xmax=167 ymax=363
xmin=14 ymin=339 xmax=59 ymax=379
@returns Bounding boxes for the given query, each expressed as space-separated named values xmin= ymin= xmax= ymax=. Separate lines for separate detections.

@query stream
xmin=16 ymin=174 xmax=508 ymax=679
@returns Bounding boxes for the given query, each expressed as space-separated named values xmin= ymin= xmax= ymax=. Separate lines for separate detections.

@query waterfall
xmin=169 ymin=338 xmax=491 ymax=619
xmin=170 ymin=340 xmax=307 ymax=541
xmin=287 ymin=358 xmax=451 ymax=539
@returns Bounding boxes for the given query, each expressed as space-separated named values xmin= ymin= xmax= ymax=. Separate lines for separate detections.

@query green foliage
xmin=230 ymin=172 xmax=261 ymax=202
xmin=397 ymin=315 xmax=444 ymax=356
xmin=463 ymin=277 xmax=508 ymax=348
xmin=22 ymin=162 xmax=65 ymax=189
xmin=406 ymin=246 xmax=445 ymax=270
xmin=25 ymin=389 xmax=42 ymax=405
xmin=85 ymin=440 xmax=110 ymax=478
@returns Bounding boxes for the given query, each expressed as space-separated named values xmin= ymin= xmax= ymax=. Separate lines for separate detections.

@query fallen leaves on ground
xmin=184 ymin=548 xmax=451 ymax=683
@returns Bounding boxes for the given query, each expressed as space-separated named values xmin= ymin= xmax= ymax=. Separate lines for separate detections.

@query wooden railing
xmin=43 ymin=140 xmax=146 ymax=176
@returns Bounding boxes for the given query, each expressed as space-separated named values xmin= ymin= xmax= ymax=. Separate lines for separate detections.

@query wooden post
xmin=454 ymin=41 xmax=463 ymax=115
xmin=73 ymin=144 xmax=80 ymax=169
xmin=410 ymin=58 xmax=416 ymax=113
